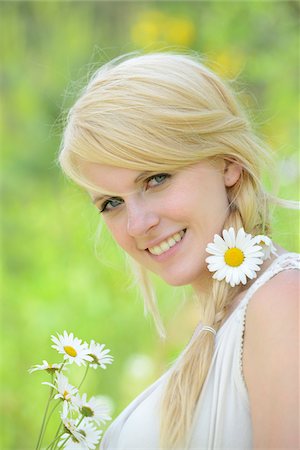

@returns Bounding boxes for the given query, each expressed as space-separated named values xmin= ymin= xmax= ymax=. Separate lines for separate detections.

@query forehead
xmin=79 ymin=161 xmax=152 ymax=197
xmin=79 ymin=159 xmax=222 ymax=200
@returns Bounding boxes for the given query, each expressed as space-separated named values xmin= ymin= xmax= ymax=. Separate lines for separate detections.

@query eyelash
xmin=145 ymin=173 xmax=171 ymax=189
xmin=99 ymin=197 xmax=123 ymax=213
xmin=99 ymin=173 xmax=171 ymax=213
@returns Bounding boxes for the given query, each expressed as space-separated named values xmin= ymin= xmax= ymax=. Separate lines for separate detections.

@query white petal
xmin=229 ymin=271 xmax=236 ymax=287
xmin=236 ymin=228 xmax=247 ymax=247
xmin=245 ymin=245 xmax=264 ymax=255
xmin=206 ymin=255 xmax=223 ymax=264
xmin=206 ymin=244 xmax=224 ymax=256
xmin=42 ymin=381 xmax=54 ymax=388
xmin=246 ymin=255 xmax=264 ymax=264
xmin=240 ymin=272 xmax=247 ymax=285
xmin=223 ymin=229 xmax=234 ymax=248
xmin=233 ymin=269 xmax=241 ymax=286
xmin=246 ymin=262 xmax=262 ymax=271
xmin=210 ymin=261 xmax=226 ymax=271
xmin=207 ymin=262 xmax=225 ymax=272
xmin=225 ymin=267 xmax=234 ymax=283
xmin=213 ymin=267 xmax=227 ymax=281
xmin=213 ymin=234 xmax=228 ymax=251
xmin=242 ymin=266 xmax=256 ymax=279
xmin=228 ymin=227 xmax=237 ymax=246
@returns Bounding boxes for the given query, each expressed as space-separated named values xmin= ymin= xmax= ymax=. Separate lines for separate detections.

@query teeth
xmin=148 ymin=230 xmax=185 ymax=256
xmin=173 ymin=233 xmax=182 ymax=242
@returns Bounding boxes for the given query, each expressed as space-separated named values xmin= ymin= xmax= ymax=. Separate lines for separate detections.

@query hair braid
xmin=159 ymin=205 xmax=246 ymax=449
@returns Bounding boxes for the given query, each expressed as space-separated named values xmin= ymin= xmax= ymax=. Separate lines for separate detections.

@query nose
xmin=126 ymin=198 xmax=160 ymax=238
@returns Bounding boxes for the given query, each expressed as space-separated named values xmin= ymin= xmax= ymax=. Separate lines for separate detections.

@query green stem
xmin=50 ymin=421 xmax=63 ymax=450
xmin=78 ymin=364 xmax=89 ymax=390
xmin=39 ymin=400 xmax=61 ymax=447
xmin=58 ymin=361 xmax=66 ymax=373
xmin=35 ymin=384 xmax=54 ymax=450
xmin=45 ymin=431 xmax=65 ymax=450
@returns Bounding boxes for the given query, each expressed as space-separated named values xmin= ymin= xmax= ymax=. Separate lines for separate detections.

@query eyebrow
xmin=92 ymin=171 xmax=152 ymax=205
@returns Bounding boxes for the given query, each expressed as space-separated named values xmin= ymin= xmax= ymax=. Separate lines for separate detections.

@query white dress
xmin=100 ymin=253 xmax=299 ymax=450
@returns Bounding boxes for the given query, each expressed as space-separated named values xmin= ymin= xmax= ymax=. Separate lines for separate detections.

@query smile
xmin=148 ymin=230 xmax=186 ymax=256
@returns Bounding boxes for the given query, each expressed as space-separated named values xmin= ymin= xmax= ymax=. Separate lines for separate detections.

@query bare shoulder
xmin=243 ymin=268 xmax=299 ymax=448
xmin=246 ymin=268 xmax=299 ymax=326
xmin=243 ymin=268 xmax=299 ymax=369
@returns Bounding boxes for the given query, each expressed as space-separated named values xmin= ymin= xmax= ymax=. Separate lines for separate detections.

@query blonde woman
xmin=59 ymin=53 xmax=299 ymax=449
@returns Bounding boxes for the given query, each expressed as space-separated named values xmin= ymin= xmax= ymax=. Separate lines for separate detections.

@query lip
xmin=146 ymin=229 xmax=186 ymax=260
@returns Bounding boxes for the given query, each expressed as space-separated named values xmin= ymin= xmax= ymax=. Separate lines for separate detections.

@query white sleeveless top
xmin=100 ymin=253 xmax=299 ymax=450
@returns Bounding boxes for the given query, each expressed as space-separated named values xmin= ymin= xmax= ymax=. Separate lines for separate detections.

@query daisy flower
xmin=75 ymin=393 xmax=111 ymax=425
xmin=51 ymin=331 xmax=93 ymax=366
xmin=206 ymin=227 xmax=265 ymax=287
xmin=43 ymin=373 xmax=78 ymax=412
xmin=58 ymin=418 xmax=86 ymax=447
xmin=59 ymin=421 xmax=102 ymax=450
xmin=252 ymin=235 xmax=278 ymax=260
xmin=88 ymin=340 xmax=113 ymax=369
xmin=28 ymin=360 xmax=64 ymax=374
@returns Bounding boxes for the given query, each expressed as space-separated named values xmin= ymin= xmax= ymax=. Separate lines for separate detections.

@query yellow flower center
xmin=224 ymin=247 xmax=244 ymax=267
xmin=63 ymin=390 xmax=69 ymax=400
xmin=64 ymin=346 xmax=77 ymax=357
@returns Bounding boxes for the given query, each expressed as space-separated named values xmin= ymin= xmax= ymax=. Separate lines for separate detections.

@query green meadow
xmin=1 ymin=2 xmax=299 ymax=448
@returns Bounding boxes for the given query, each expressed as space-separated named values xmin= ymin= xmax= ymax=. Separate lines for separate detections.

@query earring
xmin=205 ymin=227 xmax=277 ymax=287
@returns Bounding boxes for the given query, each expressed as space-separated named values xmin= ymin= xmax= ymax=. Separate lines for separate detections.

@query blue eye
xmin=146 ymin=173 xmax=171 ymax=189
xmin=100 ymin=197 xmax=124 ymax=213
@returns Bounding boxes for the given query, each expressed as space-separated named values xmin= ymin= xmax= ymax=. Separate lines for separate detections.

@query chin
xmin=159 ymin=268 xmax=205 ymax=288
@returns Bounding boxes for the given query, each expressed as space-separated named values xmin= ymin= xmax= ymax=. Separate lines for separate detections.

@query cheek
xmin=104 ymin=217 xmax=134 ymax=253
xmin=104 ymin=218 xmax=125 ymax=246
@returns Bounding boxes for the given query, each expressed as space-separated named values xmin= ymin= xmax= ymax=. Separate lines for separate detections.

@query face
xmin=80 ymin=159 xmax=240 ymax=290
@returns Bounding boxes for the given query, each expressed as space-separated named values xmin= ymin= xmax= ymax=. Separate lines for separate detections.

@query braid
xmin=159 ymin=203 xmax=254 ymax=449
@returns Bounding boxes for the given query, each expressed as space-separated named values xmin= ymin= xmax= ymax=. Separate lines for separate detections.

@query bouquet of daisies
xmin=29 ymin=331 xmax=113 ymax=449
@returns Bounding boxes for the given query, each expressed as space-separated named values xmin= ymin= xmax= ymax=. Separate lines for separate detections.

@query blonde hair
xmin=59 ymin=52 xmax=283 ymax=448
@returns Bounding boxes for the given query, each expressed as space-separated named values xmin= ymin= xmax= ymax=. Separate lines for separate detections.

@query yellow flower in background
xmin=130 ymin=10 xmax=164 ymax=47
xmin=209 ymin=49 xmax=245 ymax=78
xmin=130 ymin=10 xmax=196 ymax=48
xmin=162 ymin=17 xmax=196 ymax=46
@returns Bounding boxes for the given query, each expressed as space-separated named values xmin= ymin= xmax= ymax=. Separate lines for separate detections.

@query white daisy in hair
xmin=88 ymin=340 xmax=113 ymax=369
xmin=74 ymin=392 xmax=112 ymax=425
xmin=252 ymin=234 xmax=278 ymax=260
xmin=28 ymin=360 xmax=65 ymax=374
xmin=206 ymin=227 xmax=265 ymax=287
xmin=59 ymin=420 xmax=103 ymax=449
xmin=51 ymin=331 xmax=93 ymax=366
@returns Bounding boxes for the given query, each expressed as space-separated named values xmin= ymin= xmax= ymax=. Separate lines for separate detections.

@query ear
xmin=223 ymin=160 xmax=242 ymax=187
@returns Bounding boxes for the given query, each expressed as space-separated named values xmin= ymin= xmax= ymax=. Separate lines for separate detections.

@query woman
xmin=59 ymin=53 xmax=299 ymax=449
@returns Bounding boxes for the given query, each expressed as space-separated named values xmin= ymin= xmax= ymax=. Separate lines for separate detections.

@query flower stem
xmin=35 ymin=385 xmax=54 ymax=450
xmin=78 ymin=364 xmax=89 ymax=390
xmin=45 ymin=431 xmax=65 ymax=450
xmin=50 ymin=422 xmax=63 ymax=450
xmin=40 ymin=400 xmax=61 ymax=446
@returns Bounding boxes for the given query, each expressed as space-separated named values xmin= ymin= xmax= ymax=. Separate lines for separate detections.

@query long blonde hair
xmin=59 ymin=52 xmax=280 ymax=448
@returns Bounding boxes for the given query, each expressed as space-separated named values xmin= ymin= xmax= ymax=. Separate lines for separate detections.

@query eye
xmin=146 ymin=173 xmax=171 ymax=189
xmin=100 ymin=197 xmax=124 ymax=213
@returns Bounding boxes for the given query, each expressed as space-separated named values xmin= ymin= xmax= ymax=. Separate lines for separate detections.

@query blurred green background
xmin=1 ymin=1 xmax=299 ymax=448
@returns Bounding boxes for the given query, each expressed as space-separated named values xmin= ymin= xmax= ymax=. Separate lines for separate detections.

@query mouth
xmin=147 ymin=229 xmax=186 ymax=256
